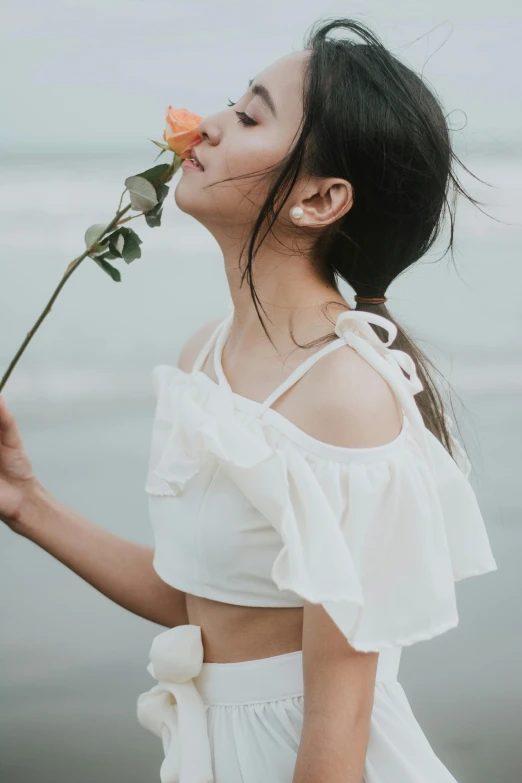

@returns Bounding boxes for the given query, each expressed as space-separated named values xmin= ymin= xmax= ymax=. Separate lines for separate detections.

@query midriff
xmin=185 ymin=593 xmax=304 ymax=663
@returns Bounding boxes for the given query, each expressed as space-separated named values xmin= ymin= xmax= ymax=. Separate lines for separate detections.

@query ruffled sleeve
xmin=265 ymin=432 xmax=497 ymax=652
xmin=221 ymin=422 xmax=498 ymax=653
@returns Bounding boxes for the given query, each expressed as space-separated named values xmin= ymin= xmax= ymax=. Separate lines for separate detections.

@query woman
xmin=0 ymin=17 xmax=498 ymax=783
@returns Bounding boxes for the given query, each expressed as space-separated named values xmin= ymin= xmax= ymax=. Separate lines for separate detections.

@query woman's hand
xmin=0 ymin=396 xmax=190 ymax=626
xmin=0 ymin=395 xmax=38 ymax=530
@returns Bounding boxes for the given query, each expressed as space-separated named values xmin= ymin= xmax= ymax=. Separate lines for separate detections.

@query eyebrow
xmin=248 ymin=78 xmax=278 ymax=119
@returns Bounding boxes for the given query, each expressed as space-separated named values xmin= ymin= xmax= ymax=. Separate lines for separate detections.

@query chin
xmin=173 ymin=176 xmax=201 ymax=216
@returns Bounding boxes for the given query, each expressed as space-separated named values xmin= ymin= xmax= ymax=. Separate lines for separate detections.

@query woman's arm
xmin=292 ymin=600 xmax=378 ymax=783
xmin=14 ymin=480 xmax=189 ymax=628
xmin=290 ymin=352 xmax=401 ymax=782
xmin=0 ymin=319 xmax=227 ymax=627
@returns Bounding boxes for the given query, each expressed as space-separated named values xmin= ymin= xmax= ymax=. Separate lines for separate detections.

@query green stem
xmin=0 ymin=151 xmax=181 ymax=394
xmin=0 ymin=203 xmax=132 ymax=393
xmin=116 ymin=212 xmax=145 ymax=225
xmin=117 ymin=186 xmax=128 ymax=213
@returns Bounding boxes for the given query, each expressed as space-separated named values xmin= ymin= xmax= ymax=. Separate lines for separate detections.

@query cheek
xmin=226 ymin=135 xmax=285 ymax=179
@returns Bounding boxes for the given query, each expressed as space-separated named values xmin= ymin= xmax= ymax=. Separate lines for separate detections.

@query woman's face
xmin=174 ymin=49 xmax=310 ymax=240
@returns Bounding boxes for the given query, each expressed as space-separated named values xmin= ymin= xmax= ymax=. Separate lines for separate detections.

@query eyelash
xmin=226 ymin=99 xmax=258 ymax=127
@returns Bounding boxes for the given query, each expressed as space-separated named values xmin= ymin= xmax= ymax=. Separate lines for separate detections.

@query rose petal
xmin=164 ymin=107 xmax=203 ymax=157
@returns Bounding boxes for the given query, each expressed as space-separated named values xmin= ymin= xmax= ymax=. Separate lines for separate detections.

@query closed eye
xmin=227 ymin=99 xmax=258 ymax=127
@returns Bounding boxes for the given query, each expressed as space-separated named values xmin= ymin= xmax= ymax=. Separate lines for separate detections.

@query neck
xmin=223 ymin=250 xmax=350 ymax=356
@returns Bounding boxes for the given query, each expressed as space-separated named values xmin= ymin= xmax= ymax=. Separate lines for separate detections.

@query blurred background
xmin=0 ymin=1 xmax=520 ymax=781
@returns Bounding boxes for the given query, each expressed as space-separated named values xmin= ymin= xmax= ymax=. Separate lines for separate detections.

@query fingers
xmin=0 ymin=396 xmax=23 ymax=449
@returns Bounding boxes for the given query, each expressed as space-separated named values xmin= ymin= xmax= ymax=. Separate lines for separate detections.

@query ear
xmin=300 ymin=178 xmax=354 ymax=228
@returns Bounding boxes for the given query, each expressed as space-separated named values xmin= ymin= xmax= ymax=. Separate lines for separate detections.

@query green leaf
xmin=153 ymin=148 xmax=167 ymax=162
xmin=124 ymin=175 xmax=158 ymax=212
xmin=134 ymin=164 xmax=170 ymax=187
xmin=145 ymin=203 xmax=163 ymax=228
xmin=97 ymin=249 xmax=119 ymax=260
xmin=93 ymin=250 xmax=114 ymax=261
xmin=85 ymin=223 xmax=111 ymax=252
xmin=149 ymin=138 xmax=170 ymax=151
xmin=155 ymin=183 xmax=169 ymax=205
xmin=144 ymin=184 xmax=169 ymax=227
xmin=118 ymin=226 xmax=143 ymax=263
xmin=92 ymin=256 xmax=122 ymax=282
xmin=108 ymin=231 xmax=126 ymax=258
xmin=132 ymin=166 xmax=171 ymax=207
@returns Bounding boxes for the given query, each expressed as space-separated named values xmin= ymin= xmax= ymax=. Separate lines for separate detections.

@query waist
xmin=136 ymin=624 xmax=402 ymax=782
xmin=185 ymin=592 xmax=305 ymax=663
xmin=194 ymin=645 xmax=402 ymax=706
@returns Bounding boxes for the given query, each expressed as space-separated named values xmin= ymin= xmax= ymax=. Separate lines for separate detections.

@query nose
xmin=195 ymin=114 xmax=211 ymax=140
xmin=195 ymin=106 xmax=229 ymax=145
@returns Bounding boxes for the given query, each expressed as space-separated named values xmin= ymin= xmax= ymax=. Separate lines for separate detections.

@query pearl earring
xmin=290 ymin=206 xmax=304 ymax=220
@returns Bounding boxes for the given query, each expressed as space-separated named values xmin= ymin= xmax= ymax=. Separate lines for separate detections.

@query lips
xmin=189 ymin=146 xmax=204 ymax=170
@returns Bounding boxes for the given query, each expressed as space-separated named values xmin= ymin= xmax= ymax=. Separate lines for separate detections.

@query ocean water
xmin=0 ymin=151 xmax=521 ymax=782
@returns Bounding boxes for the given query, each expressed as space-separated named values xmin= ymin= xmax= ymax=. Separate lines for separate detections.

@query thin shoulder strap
xmin=254 ymin=337 xmax=347 ymax=416
xmin=210 ymin=306 xmax=348 ymax=410
xmin=191 ymin=316 xmax=230 ymax=374
xmin=256 ymin=308 xmax=435 ymax=472
xmin=192 ymin=297 xmax=235 ymax=374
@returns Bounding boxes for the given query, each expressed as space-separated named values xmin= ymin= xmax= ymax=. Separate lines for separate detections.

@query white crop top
xmin=144 ymin=303 xmax=498 ymax=652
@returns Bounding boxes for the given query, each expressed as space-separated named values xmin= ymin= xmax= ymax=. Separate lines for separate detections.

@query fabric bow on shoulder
xmin=333 ymin=309 xmax=433 ymax=469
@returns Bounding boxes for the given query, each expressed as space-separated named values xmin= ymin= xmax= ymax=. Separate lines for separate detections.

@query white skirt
xmin=136 ymin=624 xmax=460 ymax=783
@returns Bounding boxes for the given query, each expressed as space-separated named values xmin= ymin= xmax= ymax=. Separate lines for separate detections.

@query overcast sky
xmin=1 ymin=0 xmax=521 ymax=156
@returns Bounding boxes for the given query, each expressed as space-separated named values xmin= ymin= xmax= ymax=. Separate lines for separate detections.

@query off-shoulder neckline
xmin=165 ymin=365 xmax=410 ymax=463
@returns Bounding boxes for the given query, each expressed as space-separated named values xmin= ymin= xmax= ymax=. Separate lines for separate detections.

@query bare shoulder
xmin=277 ymin=342 xmax=404 ymax=449
xmin=177 ymin=317 xmax=225 ymax=373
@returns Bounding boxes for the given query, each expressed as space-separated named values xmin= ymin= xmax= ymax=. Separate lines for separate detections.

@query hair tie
xmin=354 ymin=294 xmax=387 ymax=305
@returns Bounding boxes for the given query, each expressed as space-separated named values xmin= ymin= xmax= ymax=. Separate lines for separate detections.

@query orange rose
xmin=163 ymin=107 xmax=203 ymax=158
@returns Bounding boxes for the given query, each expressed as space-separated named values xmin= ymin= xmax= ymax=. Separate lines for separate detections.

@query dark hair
xmin=205 ymin=17 xmax=498 ymax=465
